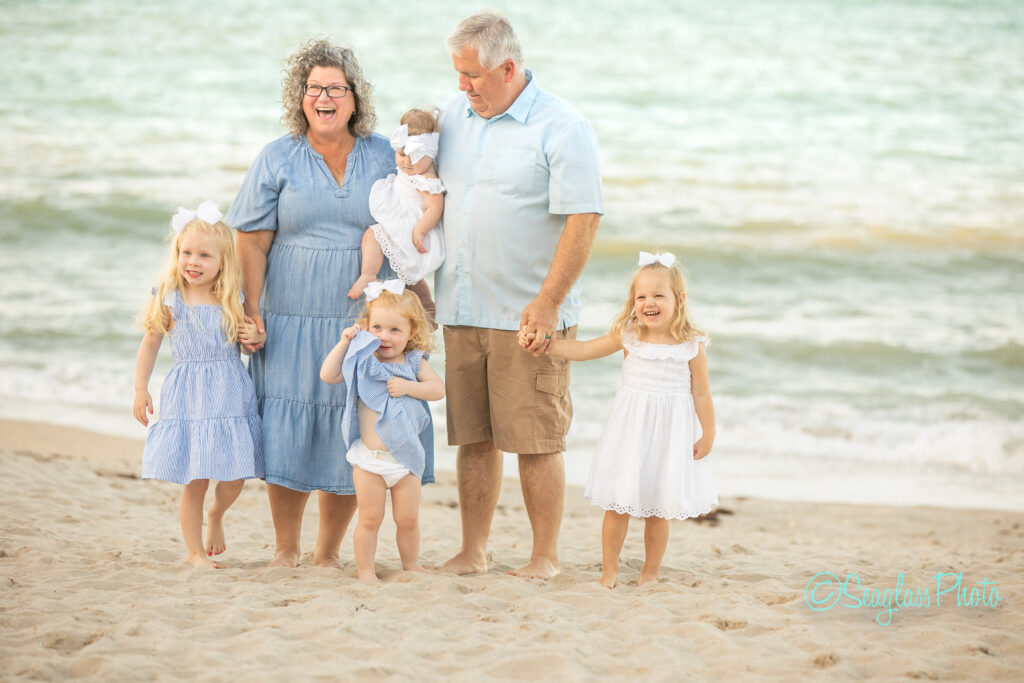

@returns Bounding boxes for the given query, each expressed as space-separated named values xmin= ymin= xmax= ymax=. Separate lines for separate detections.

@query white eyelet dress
xmin=584 ymin=331 xmax=717 ymax=519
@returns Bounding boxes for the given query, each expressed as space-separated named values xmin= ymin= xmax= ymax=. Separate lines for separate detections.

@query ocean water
xmin=1 ymin=0 xmax=1022 ymax=509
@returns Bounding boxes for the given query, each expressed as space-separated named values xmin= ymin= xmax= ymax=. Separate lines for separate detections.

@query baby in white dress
xmin=348 ymin=109 xmax=446 ymax=299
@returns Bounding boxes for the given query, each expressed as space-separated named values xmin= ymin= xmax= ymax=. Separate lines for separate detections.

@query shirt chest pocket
xmin=490 ymin=148 xmax=539 ymax=197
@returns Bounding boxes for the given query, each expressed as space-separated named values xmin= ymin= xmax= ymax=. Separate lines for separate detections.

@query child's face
xmin=367 ymin=305 xmax=412 ymax=361
xmin=633 ymin=269 xmax=680 ymax=332
xmin=177 ymin=231 xmax=222 ymax=290
xmin=395 ymin=149 xmax=433 ymax=176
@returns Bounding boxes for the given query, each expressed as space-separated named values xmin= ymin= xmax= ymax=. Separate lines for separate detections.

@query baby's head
xmin=358 ymin=284 xmax=434 ymax=360
xmin=391 ymin=108 xmax=440 ymax=175
xmin=615 ymin=252 xmax=703 ymax=342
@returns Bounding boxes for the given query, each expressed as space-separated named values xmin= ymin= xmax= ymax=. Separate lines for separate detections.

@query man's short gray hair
xmin=446 ymin=10 xmax=523 ymax=69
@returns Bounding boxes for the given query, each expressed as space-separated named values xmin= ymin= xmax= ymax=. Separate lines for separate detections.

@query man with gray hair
xmin=434 ymin=10 xmax=603 ymax=579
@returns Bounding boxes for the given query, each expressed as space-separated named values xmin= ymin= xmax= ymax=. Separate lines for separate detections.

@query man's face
xmin=451 ymin=48 xmax=512 ymax=119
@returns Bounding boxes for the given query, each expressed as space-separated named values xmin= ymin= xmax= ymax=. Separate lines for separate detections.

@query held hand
xmin=693 ymin=435 xmax=714 ymax=460
xmin=412 ymin=228 xmax=428 ymax=255
xmin=242 ymin=311 xmax=266 ymax=352
xmin=240 ymin=317 xmax=267 ymax=347
xmin=519 ymin=296 xmax=560 ymax=356
xmin=341 ymin=324 xmax=362 ymax=342
xmin=133 ymin=390 xmax=153 ymax=426
xmin=387 ymin=377 xmax=410 ymax=397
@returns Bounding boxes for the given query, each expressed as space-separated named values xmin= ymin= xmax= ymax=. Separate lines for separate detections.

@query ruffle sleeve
xmin=622 ymin=331 xmax=707 ymax=361
xmin=406 ymin=174 xmax=446 ymax=195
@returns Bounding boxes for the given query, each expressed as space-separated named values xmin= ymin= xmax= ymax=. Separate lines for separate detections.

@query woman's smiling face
xmin=302 ymin=66 xmax=355 ymax=139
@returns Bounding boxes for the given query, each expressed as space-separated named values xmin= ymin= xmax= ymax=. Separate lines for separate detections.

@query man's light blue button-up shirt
xmin=434 ymin=71 xmax=604 ymax=331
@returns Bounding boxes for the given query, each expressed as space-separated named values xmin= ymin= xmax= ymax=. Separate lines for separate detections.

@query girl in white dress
xmin=540 ymin=251 xmax=717 ymax=588
xmin=348 ymin=109 xmax=446 ymax=299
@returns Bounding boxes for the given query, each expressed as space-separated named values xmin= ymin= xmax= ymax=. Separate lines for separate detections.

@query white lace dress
xmin=369 ymin=169 xmax=446 ymax=284
xmin=584 ymin=331 xmax=718 ymax=519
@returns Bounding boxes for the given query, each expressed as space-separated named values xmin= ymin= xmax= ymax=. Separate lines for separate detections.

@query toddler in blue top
xmin=320 ymin=280 xmax=445 ymax=584
xmin=133 ymin=202 xmax=266 ymax=569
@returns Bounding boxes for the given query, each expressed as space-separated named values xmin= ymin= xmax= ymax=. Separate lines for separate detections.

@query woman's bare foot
xmin=268 ymin=549 xmax=300 ymax=568
xmin=357 ymin=569 xmax=381 ymax=586
xmin=508 ymin=556 xmax=559 ymax=580
xmin=186 ymin=554 xmax=223 ymax=569
xmin=638 ymin=571 xmax=660 ymax=586
xmin=204 ymin=513 xmax=226 ymax=556
xmin=313 ymin=553 xmax=345 ymax=570
xmin=435 ymin=551 xmax=487 ymax=575
xmin=347 ymin=273 xmax=376 ymax=300
xmin=599 ymin=568 xmax=619 ymax=589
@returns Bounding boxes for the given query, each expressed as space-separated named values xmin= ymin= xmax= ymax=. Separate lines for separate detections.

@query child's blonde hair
xmin=138 ymin=215 xmax=247 ymax=344
xmin=400 ymin=108 xmax=440 ymax=136
xmin=611 ymin=259 xmax=706 ymax=343
xmin=358 ymin=288 xmax=435 ymax=353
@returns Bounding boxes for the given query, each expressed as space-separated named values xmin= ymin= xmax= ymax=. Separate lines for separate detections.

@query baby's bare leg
xmin=352 ymin=467 xmax=387 ymax=585
xmin=180 ymin=480 xmax=219 ymax=568
xmin=640 ymin=516 xmax=669 ymax=585
xmin=205 ymin=479 xmax=244 ymax=556
xmin=600 ymin=510 xmax=630 ymax=588
xmin=348 ymin=229 xmax=385 ymax=299
xmin=390 ymin=474 xmax=425 ymax=572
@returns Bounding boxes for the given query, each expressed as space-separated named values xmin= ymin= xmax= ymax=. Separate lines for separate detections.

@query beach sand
xmin=1 ymin=418 xmax=1021 ymax=680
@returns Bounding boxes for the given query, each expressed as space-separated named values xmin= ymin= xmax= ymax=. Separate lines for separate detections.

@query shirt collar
xmin=462 ymin=68 xmax=537 ymax=123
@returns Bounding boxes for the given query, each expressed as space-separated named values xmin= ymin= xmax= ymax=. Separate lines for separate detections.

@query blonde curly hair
xmin=611 ymin=260 xmax=706 ymax=343
xmin=281 ymin=38 xmax=376 ymax=138
xmin=357 ymin=288 xmax=435 ymax=353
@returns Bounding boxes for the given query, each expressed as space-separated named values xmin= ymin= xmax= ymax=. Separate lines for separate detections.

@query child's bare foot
xmin=357 ymin=569 xmax=381 ymax=585
xmin=186 ymin=554 xmax=223 ymax=569
xmin=313 ymin=552 xmax=344 ymax=570
xmin=599 ymin=568 xmax=619 ymax=589
xmin=268 ymin=549 xmax=300 ymax=568
xmin=347 ymin=273 xmax=376 ymax=299
xmin=402 ymin=564 xmax=430 ymax=574
xmin=204 ymin=513 xmax=226 ymax=556
xmin=434 ymin=550 xmax=487 ymax=575
xmin=639 ymin=571 xmax=660 ymax=586
xmin=508 ymin=556 xmax=559 ymax=580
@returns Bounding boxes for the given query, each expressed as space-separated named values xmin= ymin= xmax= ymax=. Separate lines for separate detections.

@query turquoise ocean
xmin=2 ymin=0 xmax=1022 ymax=509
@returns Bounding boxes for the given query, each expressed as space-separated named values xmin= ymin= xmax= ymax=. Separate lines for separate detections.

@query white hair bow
xmin=390 ymin=125 xmax=440 ymax=164
xmin=364 ymin=279 xmax=406 ymax=301
xmin=171 ymin=200 xmax=223 ymax=233
xmin=638 ymin=251 xmax=676 ymax=268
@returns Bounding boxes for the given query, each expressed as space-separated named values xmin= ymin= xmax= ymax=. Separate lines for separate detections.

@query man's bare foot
xmin=434 ymin=551 xmax=487 ymax=575
xmin=357 ymin=569 xmax=381 ymax=586
xmin=508 ymin=557 xmax=559 ymax=580
xmin=599 ymin=568 xmax=619 ymax=589
xmin=268 ymin=550 xmax=300 ymax=568
xmin=186 ymin=554 xmax=223 ymax=569
xmin=638 ymin=571 xmax=660 ymax=586
xmin=204 ymin=514 xmax=226 ymax=556
xmin=347 ymin=273 xmax=376 ymax=299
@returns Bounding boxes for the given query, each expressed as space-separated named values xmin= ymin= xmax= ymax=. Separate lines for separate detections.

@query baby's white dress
xmin=369 ymin=169 xmax=446 ymax=284
xmin=584 ymin=330 xmax=717 ymax=519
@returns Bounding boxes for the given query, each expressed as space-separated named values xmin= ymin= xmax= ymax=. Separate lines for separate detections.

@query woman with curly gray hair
xmin=226 ymin=38 xmax=435 ymax=569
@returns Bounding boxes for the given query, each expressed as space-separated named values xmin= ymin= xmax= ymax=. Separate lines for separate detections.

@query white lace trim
xmin=371 ymin=224 xmax=415 ymax=284
xmin=404 ymin=173 xmax=446 ymax=195
xmin=588 ymin=496 xmax=716 ymax=520
xmin=622 ymin=332 xmax=708 ymax=361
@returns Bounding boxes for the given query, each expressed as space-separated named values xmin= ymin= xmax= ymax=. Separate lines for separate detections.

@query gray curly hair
xmin=281 ymin=38 xmax=377 ymax=138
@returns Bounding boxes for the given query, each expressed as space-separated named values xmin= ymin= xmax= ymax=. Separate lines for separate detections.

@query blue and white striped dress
xmin=142 ymin=290 xmax=265 ymax=485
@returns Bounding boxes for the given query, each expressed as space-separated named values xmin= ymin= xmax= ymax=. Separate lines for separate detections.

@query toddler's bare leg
xmin=348 ymin=229 xmax=385 ymax=299
xmin=640 ymin=516 xmax=669 ymax=585
xmin=390 ymin=474 xmax=425 ymax=572
xmin=352 ymin=467 xmax=387 ymax=585
xmin=600 ymin=510 xmax=630 ymax=588
xmin=205 ymin=479 xmax=244 ymax=556
xmin=180 ymin=479 xmax=218 ymax=568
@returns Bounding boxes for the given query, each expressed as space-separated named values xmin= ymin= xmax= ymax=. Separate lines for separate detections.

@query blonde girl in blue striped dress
xmin=133 ymin=201 xmax=266 ymax=569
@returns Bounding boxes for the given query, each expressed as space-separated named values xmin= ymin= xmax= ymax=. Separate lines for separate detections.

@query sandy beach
xmin=1 ymin=418 xmax=1021 ymax=681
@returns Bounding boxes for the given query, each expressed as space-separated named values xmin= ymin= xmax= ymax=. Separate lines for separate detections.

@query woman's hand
xmin=133 ymin=389 xmax=153 ymax=426
xmin=240 ymin=316 xmax=267 ymax=348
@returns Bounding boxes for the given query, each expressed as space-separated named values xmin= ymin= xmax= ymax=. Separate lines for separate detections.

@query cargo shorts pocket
xmin=532 ymin=370 xmax=571 ymax=438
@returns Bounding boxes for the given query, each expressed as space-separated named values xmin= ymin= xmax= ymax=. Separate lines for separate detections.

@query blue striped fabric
xmin=340 ymin=331 xmax=430 ymax=478
xmin=142 ymin=289 xmax=265 ymax=485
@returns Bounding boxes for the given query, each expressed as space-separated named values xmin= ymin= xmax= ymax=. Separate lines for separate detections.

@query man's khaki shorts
xmin=443 ymin=325 xmax=576 ymax=455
